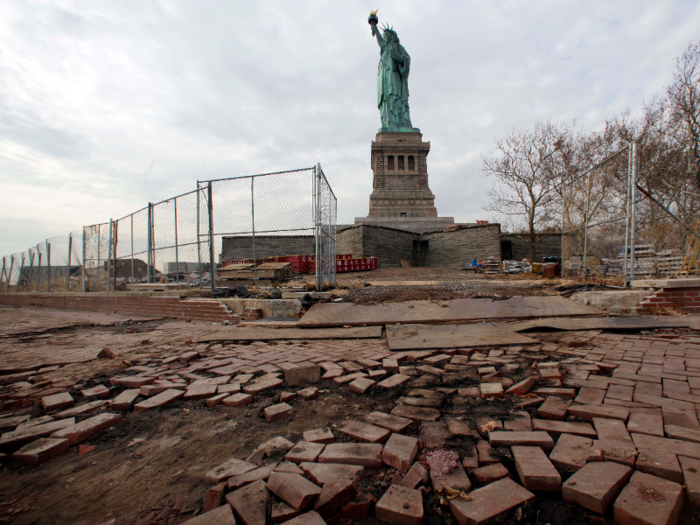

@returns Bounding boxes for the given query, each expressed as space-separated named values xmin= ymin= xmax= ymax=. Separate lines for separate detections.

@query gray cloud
xmin=0 ymin=0 xmax=699 ymax=256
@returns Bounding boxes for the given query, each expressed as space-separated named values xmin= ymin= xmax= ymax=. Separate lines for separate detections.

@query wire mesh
xmin=1 ymin=165 xmax=337 ymax=292
xmin=562 ymin=147 xmax=632 ymax=279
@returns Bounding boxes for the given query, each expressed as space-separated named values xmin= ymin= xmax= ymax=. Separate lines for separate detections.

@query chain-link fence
xmin=0 ymin=165 xmax=337 ymax=292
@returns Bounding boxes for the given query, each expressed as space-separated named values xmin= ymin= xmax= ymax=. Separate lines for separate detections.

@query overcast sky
xmin=1 ymin=0 xmax=699 ymax=257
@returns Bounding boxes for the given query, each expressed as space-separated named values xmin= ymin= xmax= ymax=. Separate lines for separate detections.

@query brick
xmin=219 ymin=383 xmax=241 ymax=395
xmin=112 ymin=376 xmax=155 ymax=388
xmin=227 ymin=463 xmax=278 ymax=490
xmin=111 ymin=389 xmax=140 ymax=410
xmin=184 ymin=382 xmax=218 ymax=400
xmin=665 ymin=424 xmax=700 ymax=443
xmin=206 ymin=393 xmax=229 ymax=407
xmin=314 ymin=477 xmax=358 ymax=518
xmin=297 ymin=387 xmax=319 ymax=401
xmin=369 ymin=369 xmax=388 ymax=378
xmin=383 ymin=358 xmax=399 ymax=370
xmin=318 ymin=443 xmax=384 ymax=468
xmin=303 ymin=428 xmax=334 ymax=444
xmin=562 ymin=461 xmax=632 ymax=514
xmin=591 ymin=439 xmax=637 ymax=467
xmin=512 ymin=445 xmax=560 ymax=491
xmin=202 ymin=482 xmax=226 ymax=513
xmin=378 ymin=374 xmax=411 ymax=389
xmin=471 ymin=463 xmax=511 ymax=485
xmin=445 ymin=417 xmax=477 ymax=437
xmin=247 ymin=436 xmax=295 ymax=463
xmin=0 ymin=418 xmax=75 ymax=449
xmin=285 ymin=441 xmax=326 ymax=464
xmin=637 ymin=448 xmax=683 ymax=483
xmin=420 ymin=421 xmax=450 ymax=449
xmin=382 ymin=434 xmax=419 ymax=472
xmin=243 ymin=377 xmax=284 ymax=394
xmin=531 ymin=419 xmax=597 ymax=438
xmin=538 ymin=367 xmax=563 ymax=381
xmin=11 ymin=437 xmax=70 ymax=464
xmin=375 ymin=485 xmax=423 ymax=525
xmin=488 ymin=431 xmax=554 ymax=452
xmin=363 ymin=412 xmax=412 ymax=433
xmin=679 ymin=455 xmax=700 ymax=507
xmin=280 ymin=391 xmax=296 ymax=402
xmin=449 ymin=478 xmax=534 ymax=525
xmin=593 ymin=417 xmax=633 ymax=443
xmin=567 ymin=404 xmax=630 ymax=422
xmin=225 ymin=479 xmax=269 ymax=525
xmin=300 ymin=462 xmax=364 ymax=484
xmin=505 ymin=377 xmax=536 ymax=396
xmin=340 ymin=420 xmax=391 ymax=443
xmin=399 ymin=462 xmax=429 ymax=489
xmin=613 ymin=471 xmax=683 ymax=525
xmin=574 ymin=386 xmax=607 ymax=406
xmin=476 ymin=440 xmax=499 ymax=465
xmin=80 ymin=385 xmax=110 ymax=399
xmin=278 ymin=510 xmax=325 ymax=525
xmin=205 ymin=458 xmax=256 ymax=484
xmin=265 ymin=403 xmax=293 ymax=423
xmin=180 ymin=504 xmax=237 ymax=525
xmin=223 ymin=393 xmax=253 ymax=407
xmin=133 ymin=388 xmax=184 ymax=411
xmin=266 ymin=472 xmax=322 ymax=511
xmin=276 ymin=461 xmax=304 ymax=474
xmin=334 ymin=372 xmax=369 ymax=384
xmin=390 ymin=405 xmax=440 ymax=422
xmin=531 ymin=387 xmax=576 ymax=397
xmin=349 ymin=377 xmax=375 ymax=394
xmin=431 ymin=461 xmax=472 ymax=493
xmin=340 ymin=493 xmax=376 ymax=518
xmin=627 ymin=412 xmax=664 ymax=437
xmin=479 ymin=383 xmax=503 ymax=399
xmin=633 ymin=432 xmax=700 ymax=460
xmin=285 ymin=364 xmax=321 ymax=386
xmin=536 ymin=396 xmax=571 ymax=420
xmin=50 ymin=413 xmax=122 ymax=445
xmin=42 ymin=392 xmax=74 ymax=411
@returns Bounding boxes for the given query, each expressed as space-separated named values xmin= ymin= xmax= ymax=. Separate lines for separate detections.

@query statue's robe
xmin=377 ymin=41 xmax=413 ymax=129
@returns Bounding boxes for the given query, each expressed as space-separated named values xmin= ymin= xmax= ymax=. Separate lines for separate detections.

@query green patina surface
xmin=369 ymin=13 xmax=419 ymax=133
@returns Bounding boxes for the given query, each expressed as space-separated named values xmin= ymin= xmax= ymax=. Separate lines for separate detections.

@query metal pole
xmin=20 ymin=255 xmax=25 ymax=291
xmin=622 ymin=144 xmax=632 ymax=286
xmin=251 ymin=177 xmax=258 ymax=288
xmin=97 ymin=224 xmax=102 ymax=290
xmin=630 ymin=141 xmax=637 ymax=281
xmin=315 ymin=164 xmax=322 ymax=291
xmin=130 ymin=214 xmax=134 ymax=284
xmin=582 ymin=171 xmax=592 ymax=279
xmin=1 ymin=259 xmax=5 ymax=289
xmin=67 ymin=235 xmax=73 ymax=291
xmin=6 ymin=257 xmax=14 ymax=292
xmin=46 ymin=241 xmax=51 ymax=292
xmin=36 ymin=248 xmax=42 ymax=292
xmin=197 ymin=182 xmax=203 ymax=288
xmin=174 ymin=198 xmax=179 ymax=283
xmin=560 ymin=186 xmax=566 ymax=277
xmin=82 ymin=227 xmax=86 ymax=292
xmin=112 ymin=219 xmax=118 ymax=291
xmin=147 ymin=204 xmax=153 ymax=283
xmin=107 ymin=219 xmax=113 ymax=291
xmin=28 ymin=251 xmax=35 ymax=292
xmin=208 ymin=182 xmax=216 ymax=293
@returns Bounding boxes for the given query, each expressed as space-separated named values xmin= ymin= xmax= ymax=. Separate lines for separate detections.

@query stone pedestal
xmin=355 ymin=131 xmax=454 ymax=232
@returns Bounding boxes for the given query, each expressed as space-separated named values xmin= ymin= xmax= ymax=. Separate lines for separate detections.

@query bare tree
xmin=482 ymin=121 xmax=574 ymax=261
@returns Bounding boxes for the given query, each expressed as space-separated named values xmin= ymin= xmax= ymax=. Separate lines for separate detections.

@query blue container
xmin=471 ymin=259 xmax=477 ymax=267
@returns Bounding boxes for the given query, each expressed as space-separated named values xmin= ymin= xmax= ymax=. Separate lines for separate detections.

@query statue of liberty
xmin=368 ymin=12 xmax=419 ymax=132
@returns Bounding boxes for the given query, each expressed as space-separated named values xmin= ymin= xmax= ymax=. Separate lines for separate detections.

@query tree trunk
xmin=529 ymin=220 xmax=536 ymax=262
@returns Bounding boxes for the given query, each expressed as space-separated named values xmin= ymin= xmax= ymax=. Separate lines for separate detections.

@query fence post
xmin=112 ymin=219 xmax=118 ymax=291
xmin=622 ymin=144 xmax=632 ymax=286
xmin=315 ymin=164 xmax=322 ymax=291
xmin=36 ymin=247 xmax=42 ymax=292
xmin=107 ymin=219 xmax=113 ymax=292
xmin=582 ymin=171 xmax=592 ymax=279
xmin=208 ymin=182 xmax=216 ymax=293
xmin=97 ymin=224 xmax=102 ymax=290
xmin=46 ymin=241 xmax=51 ymax=292
xmin=130 ymin=214 xmax=134 ymax=284
xmin=82 ymin=227 xmax=87 ymax=292
xmin=1 ymin=258 xmax=5 ymax=290
xmin=251 ymin=177 xmax=258 ymax=287
xmin=28 ymin=251 xmax=35 ymax=291
xmin=174 ymin=198 xmax=179 ymax=283
xmin=197 ymin=182 xmax=203 ymax=288
xmin=630 ymin=141 xmax=637 ymax=281
xmin=147 ymin=204 xmax=153 ymax=283
xmin=6 ymin=257 xmax=14 ymax=292
xmin=67 ymin=235 xmax=73 ymax=291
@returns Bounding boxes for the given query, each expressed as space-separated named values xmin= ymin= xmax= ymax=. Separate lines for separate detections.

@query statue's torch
xmin=368 ymin=10 xmax=378 ymax=35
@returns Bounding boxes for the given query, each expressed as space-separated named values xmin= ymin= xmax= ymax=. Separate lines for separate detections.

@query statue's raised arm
xmin=368 ymin=11 xmax=383 ymax=47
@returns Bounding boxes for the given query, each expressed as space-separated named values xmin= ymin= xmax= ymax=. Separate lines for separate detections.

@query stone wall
xmin=337 ymin=225 xmax=415 ymax=268
xmin=220 ymin=235 xmax=315 ymax=262
xmin=423 ymin=225 xmax=502 ymax=267
xmin=501 ymin=233 xmax=562 ymax=261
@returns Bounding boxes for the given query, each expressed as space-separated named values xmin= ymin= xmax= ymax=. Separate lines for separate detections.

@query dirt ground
xmin=333 ymin=268 xmax=570 ymax=304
